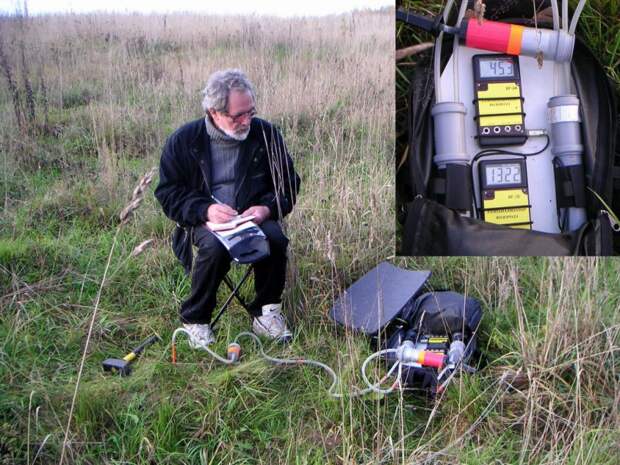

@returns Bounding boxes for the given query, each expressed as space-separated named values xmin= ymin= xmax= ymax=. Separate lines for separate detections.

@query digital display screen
xmin=485 ymin=163 xmax=522 ymax=186
xmin=479 ymin=58 xmax=515 ymax=78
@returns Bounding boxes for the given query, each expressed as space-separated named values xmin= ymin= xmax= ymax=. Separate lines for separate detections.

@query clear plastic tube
xmin=569 ymin=0 xmax=588 ymax=36
xmin=564 ymin=62 xmax=572 ymax=93
xmin=172 ymin=328 xmax=233 ymax=364
xmin=551 ymin=0 xmax=560 ymax=30
xmin=172 ymin=329 xmax=403 ymax=398
xmin=562 ymin=0 xmax=568 ymax=31
xmin=434 ymin=32 xmax=444 ymax=102
xmin=451 ymin=0 xmax=469 ymax=102
xmin=233 ymin=333 xmax=402 ymax=397
xmin=360 ymin=349 xmax=401 ymax=395
xmin=434 ymin=0 xmax=456 ymax=103
xmin=552 ymin=0 xmax=560 ymax=94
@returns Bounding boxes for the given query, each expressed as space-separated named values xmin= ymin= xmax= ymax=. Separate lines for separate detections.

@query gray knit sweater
xmin=205 ymin=116 xmax=241 ymax=208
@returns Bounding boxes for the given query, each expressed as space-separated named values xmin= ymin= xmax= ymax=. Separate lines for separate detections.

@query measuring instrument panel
xmin=473 ymin=54 xmax=527 ymax=147
xmin=479 ymin=159 xmax=532 ymax=229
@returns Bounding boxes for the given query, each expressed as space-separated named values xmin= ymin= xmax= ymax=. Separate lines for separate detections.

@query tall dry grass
xmin=396 ymin=257 xmax=620 ymax=464
xmin=0 ymin=11 xmax=394 ymax=269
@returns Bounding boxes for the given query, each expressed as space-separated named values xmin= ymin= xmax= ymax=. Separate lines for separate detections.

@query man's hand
xmin=207 ymin=203 xmax=238 ymax=224
xmin=241 ymin=205 xmax=270 ymax=224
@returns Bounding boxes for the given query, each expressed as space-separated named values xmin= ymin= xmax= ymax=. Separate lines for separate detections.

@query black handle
xmin=131 ymin=335 xmax=160 ymax=355
xmin=396 ymin=8 xmax=459 ymax=37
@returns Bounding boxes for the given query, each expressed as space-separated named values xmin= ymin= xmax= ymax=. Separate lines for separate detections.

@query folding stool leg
xmin=222 ymin=274 xmax=252 ymax=313
xmin=211 ymin=265 xmax=253 ymax=329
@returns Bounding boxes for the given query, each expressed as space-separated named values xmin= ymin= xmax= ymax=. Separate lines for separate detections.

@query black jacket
xmin=155 ymin=117 xmax=300 ymax=227
xmin=155 ymin=117 xmax=300 ymax=272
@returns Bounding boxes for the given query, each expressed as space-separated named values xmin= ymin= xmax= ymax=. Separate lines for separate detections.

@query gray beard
xmin=222 ymin=126 xmax=250 ymax=141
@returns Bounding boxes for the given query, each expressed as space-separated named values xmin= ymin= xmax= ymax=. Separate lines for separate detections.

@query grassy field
xmin=1 ymin=5 xmax=619 ymax=465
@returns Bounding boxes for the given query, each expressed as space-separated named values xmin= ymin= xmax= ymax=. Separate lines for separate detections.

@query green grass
xmin=2 ymin=236 xmax=619 ymax=464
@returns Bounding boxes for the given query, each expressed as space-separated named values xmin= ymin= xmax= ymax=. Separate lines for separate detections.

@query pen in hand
xmin=211 ymin=195 xmax=227 ymax=206
xmin=209 ymin=195 xmax=238 ymax=223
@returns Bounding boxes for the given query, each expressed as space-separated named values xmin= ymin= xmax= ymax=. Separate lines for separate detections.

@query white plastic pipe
xmin=569 ymin=0 xmax=588 ymax=35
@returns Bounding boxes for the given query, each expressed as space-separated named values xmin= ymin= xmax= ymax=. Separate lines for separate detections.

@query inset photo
xmin=396 ymin=0 xmax=620 ymax=256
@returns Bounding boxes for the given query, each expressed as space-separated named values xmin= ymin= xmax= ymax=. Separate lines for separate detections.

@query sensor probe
xmin=396 ymin=8 xmax=575 ymax=63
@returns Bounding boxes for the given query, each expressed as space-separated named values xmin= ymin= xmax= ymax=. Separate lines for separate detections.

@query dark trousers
xmin=180 ymin=220 xmax=289 ymax=324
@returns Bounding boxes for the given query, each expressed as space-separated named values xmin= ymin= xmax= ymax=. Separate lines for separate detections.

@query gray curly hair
xmin=201 ymin=69 xmax=256 ymax=113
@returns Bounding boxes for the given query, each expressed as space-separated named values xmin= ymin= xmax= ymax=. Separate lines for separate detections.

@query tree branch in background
xmin=395 ymin=42 xmax=433 ymax=61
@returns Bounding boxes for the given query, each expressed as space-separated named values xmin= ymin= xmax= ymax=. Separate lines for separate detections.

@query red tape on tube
xmin=420 ymin=351 xmax=445 ymax=369
xmin=465 ymin=19 xmax=511 ymax=53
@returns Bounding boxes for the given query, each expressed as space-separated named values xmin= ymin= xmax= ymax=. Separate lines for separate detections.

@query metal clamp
xmin=601 ymin=210 xmax=620 ymax=232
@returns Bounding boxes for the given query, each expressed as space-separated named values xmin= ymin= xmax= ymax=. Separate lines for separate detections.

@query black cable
xmin=552 ymin=156 xmax=570 ymax=232
xmin=471 ymin=134 xmax=550 ymax=166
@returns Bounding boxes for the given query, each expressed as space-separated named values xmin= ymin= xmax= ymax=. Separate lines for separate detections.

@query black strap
xmin=431 ymin=165 xmax=473 ymax=211
xmin=407 ymin=60 xmax=435 ymax=198
xmin=613 ymin=166 xmax=620 ymax=191
xmin=431 ymin=177 xmax=446 ymax=196
xmin=554 ymin=163 xmax=587 ymax=208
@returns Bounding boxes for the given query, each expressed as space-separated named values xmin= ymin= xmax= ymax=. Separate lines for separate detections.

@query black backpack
xmin=383 ymin=291 xmax=483 ymax=394
xmin=397 ymin=0 xmax=620 ymax=255
xmin=329 ymin=263 xmax=483 ymax=394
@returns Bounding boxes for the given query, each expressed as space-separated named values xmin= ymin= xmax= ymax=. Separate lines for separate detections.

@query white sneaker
xmin=183 ymin=323 xmax=215 ymax=348
xmin=252 ymin=304 xmax=292 ymax=342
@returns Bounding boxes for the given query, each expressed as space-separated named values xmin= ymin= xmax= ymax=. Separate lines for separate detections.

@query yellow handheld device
xmin=479 ymin=159 xmax=532 ymax=229
xmin=473 ymin=54 xmax=527 ymax=147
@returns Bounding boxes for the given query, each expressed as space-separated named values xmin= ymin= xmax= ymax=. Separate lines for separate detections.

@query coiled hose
xmin=171 ymin=328 xmax=403 ymax=397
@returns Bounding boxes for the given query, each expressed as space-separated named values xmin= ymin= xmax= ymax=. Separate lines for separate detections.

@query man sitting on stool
xmin=155 ymin=69 xmax=300 ymax=347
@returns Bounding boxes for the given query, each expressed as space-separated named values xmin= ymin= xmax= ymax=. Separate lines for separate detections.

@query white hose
xmin=434 ymin=32 xmax=444 ymax=102
xmin=569 ymin=0 xmax=587 ymax=36
xmin=551 ymin=0 xmax=561 ymax=95
xmin=563 ymin=62 xmax=572 ymax=93
xmin=172 ymin=328 xmax=233 ymax=364
xmin=562 ymin=0 xmax=568 ymax=31
xmin=360 ymin=349 xmax=401 ymax=395
xmin=551 ymin=0 xmax=560 ymax=31
xmin=234 ymin=333 xmax=402 ymax=397
xmin=172 ymin=328 xmax=403 ymax=398
xmin=451 ymin=0 xmax=469 ymax=102
xmin=561 ymin=0 xmax=586 ymax=102
xmin=434 ymin=0 xmax=457 ymax=103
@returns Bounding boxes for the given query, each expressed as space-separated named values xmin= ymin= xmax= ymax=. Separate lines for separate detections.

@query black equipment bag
xmin=397 ymin=0 xmax=620 ymax=256
xmin=383 ymin=291 xmax=483 ymax=392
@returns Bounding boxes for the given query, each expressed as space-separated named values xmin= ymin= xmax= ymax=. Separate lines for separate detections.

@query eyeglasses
xmin=222 ymin=107 xmax=257 ymax=123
